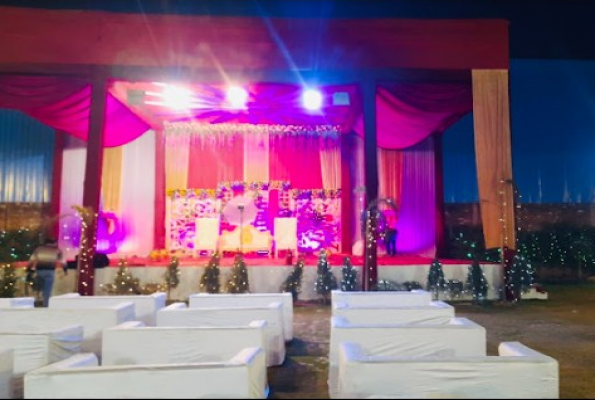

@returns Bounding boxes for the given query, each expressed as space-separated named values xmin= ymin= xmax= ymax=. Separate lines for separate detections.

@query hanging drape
xmin=378 ymin=148 xmax=403 ymax=203
xmin=0 ymin=110 xmax=54 ymax=202
xmin=320 ymin=141 xmax=341 ymax=190
xmin=186 ymin=136 xmax=244 ymax=188
xmin=100 ymin=146 xmax=122 ymax=212
xmin=397 ymin=136 xmax=437 ymax=257
xmin=58 ymin=147 xmax=86 ymax=260
xmin=269 ymin=136 xmax=324 ymax=189
xmin=472 ymin=69 xmax=516 ymax=249
xmin=154 ymin=130 xmax=166 ymax=249
xmin=165 ymin=135 xmax=190 ymax=190
xmin=0 ymin=76 xmax=150 ymax=147
xmin=243 ymin=133 xmax=269 ymax=183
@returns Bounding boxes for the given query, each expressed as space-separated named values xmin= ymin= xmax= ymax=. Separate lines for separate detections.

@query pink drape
xmin=354 ymin=82 xmax=472 ymax=149
xmin=0 ymin=76 xmax=149 ymax=147
xmin=187 ymin=137 xmax=244 ymax=188
xmin=269 ymin=136 xmax=323 ymax=189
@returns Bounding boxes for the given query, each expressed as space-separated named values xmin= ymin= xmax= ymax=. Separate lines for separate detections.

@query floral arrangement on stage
xmin=149 ymin=249 xmax=170 ymax=261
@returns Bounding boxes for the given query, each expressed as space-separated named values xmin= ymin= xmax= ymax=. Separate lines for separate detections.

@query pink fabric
xmin=354 ymin=82 xmax=472 ymax=149
xmin=0 ymin=76 xmax=150 ymax=147
xmin=269 ymin=136 xmax=323 ymax=189
xmin=187 ymin=137 xmax=244 ymax=188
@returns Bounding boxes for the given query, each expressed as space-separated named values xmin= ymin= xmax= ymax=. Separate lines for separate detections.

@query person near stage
xmin=29 ymin=238 xmax=65 ymax=306
xmin=384 ymin=215 xmax=398 ymax=256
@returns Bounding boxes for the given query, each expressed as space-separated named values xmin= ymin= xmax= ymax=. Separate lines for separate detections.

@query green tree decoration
xmin=506 ymin=253 xmax=534 ymax=302
xmin=200 ymin=251 xmax=221 ymax=294
xmin=427 ymin=258 xmax=447 ymax=300
xmin=104 ymin=259 xmax=141 ymax=295
xmin=0 ymin=263 xmax=18 ymax=298
xmin=315 ymin=249 xmax=337 ymax=304
xmin=226 ymin=253 xmax=250 ymax=294
xmin=340 ymin=256 xmax=358 ymax=291
xmin=466 ymin=259 xmax=488 ymax=303
xmin=164 ymin=256 xmax=181 ymax=301
xmin=281 ymin=253 xmax=305 ymax=302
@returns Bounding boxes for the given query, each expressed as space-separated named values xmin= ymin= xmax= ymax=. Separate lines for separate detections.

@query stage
xmin=53 ymin=254 xmax=504 ymax=301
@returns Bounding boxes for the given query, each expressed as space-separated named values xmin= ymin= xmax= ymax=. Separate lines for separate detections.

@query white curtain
xmin=320 ymin=142 xmax=341 ymax=190
xmin=58 ymin=148 xmax=86 ymax=260
xmin=243 ymin=133 xmax=269 ymax=182
xmin=119 ymin=130 xmax=156 ymax=257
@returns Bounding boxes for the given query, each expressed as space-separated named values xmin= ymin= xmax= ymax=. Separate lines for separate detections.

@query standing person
xmin=384 ymin=215 xmax=398 ymax=256
xmin=30 ymin=238 xmax=65 ymax=307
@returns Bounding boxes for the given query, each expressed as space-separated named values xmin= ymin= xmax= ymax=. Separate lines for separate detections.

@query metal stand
xmin=238 ymin=204 xmax=245 ymax=254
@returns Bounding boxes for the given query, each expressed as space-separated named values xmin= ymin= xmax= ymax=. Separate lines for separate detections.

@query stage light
xmin=226 ymin=86 xmax=249 ymax=109
xmin=162 ymin=85 xmax=193 ymax=110
xmin=302 ymin=89 xmax=323 ymax=111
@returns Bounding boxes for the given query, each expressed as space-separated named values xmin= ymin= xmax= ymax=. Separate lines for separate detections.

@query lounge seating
xmin=157 ymin=302 xmax=285 ymax=366
xmin=0 ymin=298 xmax=35 ymax=308
xmin=25 ymin=349 xmax=268 ymax=399
xmin=0 ymin=347 xmax=13 ymax=399
xmin=337 ymin=341 xmax=559 ymax=399
xmin=188 ymin=293 xmax=293 ymax=341
xmin=49 ymin=293 xmax=166 ymax=326
xmin=331 ymin=290 xmax=432 ymax=308
xmin=332 ymin=300 xmax=454 ymax=325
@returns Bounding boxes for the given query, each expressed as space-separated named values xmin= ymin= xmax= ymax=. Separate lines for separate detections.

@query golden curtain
xmin=320 ymin=143 xmax=341 ymax=190
xmin=472 ymin=69 xmax=516 ymax=249
xmin=101 ymin=146 xmax=122 ymax=212
xmin=165 ymin=136 xmax=189 ymax=190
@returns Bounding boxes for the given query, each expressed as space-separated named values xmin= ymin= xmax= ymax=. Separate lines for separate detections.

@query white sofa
xmin=331 ymin=290 xmax=432 ymax=308
xmin=25 ymin=350 xmax=268 ymax=399
xmin=49 ymin=293 xmax=166 ymax=326
xmin=0 ymin=298 xmax=35 ymax=309
xmin=0 ymin=304 xmax=134 ymax=356
xmin=157 ymin=302 xmax=285 ymax=367
xmin=337 ymin=341 xmax=559 ymax=399
xmin=332 ymin=301 xmax=454 ymax=326
xmin=0 ymin=348 xmax=13 ymax=399
xmin=329 ymin=316 xmax=486 ymax=398
xmin=102 ymin=320 xmax=267 ymax=367
xmin=0 ymin=325 xmax=83 ymax=398
xmin=189 ymin=293 xmax=293 ymax=341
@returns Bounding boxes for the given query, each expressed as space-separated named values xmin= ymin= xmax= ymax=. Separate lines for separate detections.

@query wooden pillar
xmin=362 ymin=79 xmax=379 ymax=291
xmin=340 ymin=133 xmax=354 ymax=255
xmin=78 ymin=77 xmax=107 ymax=296
xmin=433 ymin=132 xmax=447 ymax=257
xmin=49 ymin=130 xmax=65 ymax=239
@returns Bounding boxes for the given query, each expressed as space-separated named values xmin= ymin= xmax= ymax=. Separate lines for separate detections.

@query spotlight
xmin=302 ymin=89 xmax=323 ymax=111
xmin=226 ymin=86 xmax=249 ymax=109
xmin=161 ymin=85 xmax=193 ymax=110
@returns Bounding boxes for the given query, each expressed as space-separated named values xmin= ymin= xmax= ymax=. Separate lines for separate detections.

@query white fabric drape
xmin=165 ymin=135 xmax=189 ymax=190
xmin=320 ymin=143 xmax=341 ymax=190
xmin=58 ymin=148 xmax=86 ymax=260
xmin=119 ymin=130 xmax=155 ymax=257
xmin=243 ymin=133 xmax=269 ymax=182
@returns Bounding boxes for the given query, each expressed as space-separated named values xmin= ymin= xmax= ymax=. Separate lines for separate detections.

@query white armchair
xmin=274 ymin=217 xmax=298 ymax=258
xmin=194 ymin=217 xmax=220 ymax=256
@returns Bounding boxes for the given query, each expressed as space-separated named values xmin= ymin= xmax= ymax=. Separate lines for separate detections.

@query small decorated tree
xmin=0 ymin=263 xmax=18 ymax=298
xmin=506 ymin=253 xmax=534 ymax=303
xmin=466 ymin=259 xmax=488 ymax=303
xmin=427 ymin=258 xmax=447 ymax=300
xmin=226 ymin=253 xmax=250 ymax=294
xmin=281 ymin=253 xmax=305 ymax=302
xmin=200 ymin=252 xmax=221 ymax=294
xmin=103 ymin=259 xmax=141 ymax=295
xmin=315 ymin=249 xmax=337 ymax=304
xmin=340 ymin=256 xmax=358 ymax=291
xmin=164 ymin=256 xmax=181 ymax=301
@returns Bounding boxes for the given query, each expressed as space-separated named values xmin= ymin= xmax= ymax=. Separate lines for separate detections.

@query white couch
xmin=331 ymin=290 xmax=432 ymax=308
xmin=49 ymin=293 xmax=166 ymax=326
xmin=337 ymin=341 xmax=559 ymax=399
xmin=157 ymin=302 xmax=285 ymax=367
xmin=102 ymin=320 xmax=267 ymax=367
xmin=0 ymin=348 xmax=13 ymax=399
xmin=25 ymin=350 xmax=268 ymax=399
xmin=329 ymin=316 xmax=486 ymax=398
xmin=0 ymin=298 xmax=35 ymax=309
xmin=189 ymin=293 xmax=293 ymax=341
xmin=0 ymin=304 xmax=134 ymax=356
xmin=332 ymin=301 xmax=454 ymax=326
xmin=0 ymin=325 xmax=83 ymax=398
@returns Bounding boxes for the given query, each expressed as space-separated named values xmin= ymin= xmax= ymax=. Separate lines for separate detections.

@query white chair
xmin=274 ymin=217 xmax=298 ymax=258
xmin=332 ymin=300 xmax=454 ymax=326
xmin=0 ymin=298 xmax=35 ymax=308
xmin=157 ymin=302 xmax=285 ymax=367
xmin=49 ymin=293 xmax=166 ymax=326
xmin=189 ymin=293 xmax=294 ymax=341
xmin=0 ymin=347 xmax=13 ymax=399
xmin=331 ymin=289 xmax=432 ymax=308
xmin=194 ymin=217 xmax=220 ymax=256
xmin=328 ymin=316 xmax=486 ymax=398
xmin=337 ymin=341 xmax=559 ymax=399
xmin=25 ymin=350 xmax=268 ymax=399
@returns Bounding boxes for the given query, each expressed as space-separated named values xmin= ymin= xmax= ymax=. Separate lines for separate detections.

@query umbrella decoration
xmin=223 ymin=195 xmax=259 ymax=253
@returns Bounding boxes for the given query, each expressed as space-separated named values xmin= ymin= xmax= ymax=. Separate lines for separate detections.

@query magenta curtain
xmin=397 ymin=136 xmax=437 ymax=256
xmin=0 ymin=76 xmax=149 ymax=147
xmin=269 ymin=136 xmax=323 ymax=189
xmin=187 ymin=137 xmax=244 ymax=188
xmin=354 ymin=82 xmax=472 ymax=149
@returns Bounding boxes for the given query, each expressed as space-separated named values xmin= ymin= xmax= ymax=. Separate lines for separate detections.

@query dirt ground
xmin=268 ymin=282 xmax=595 ymax=399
